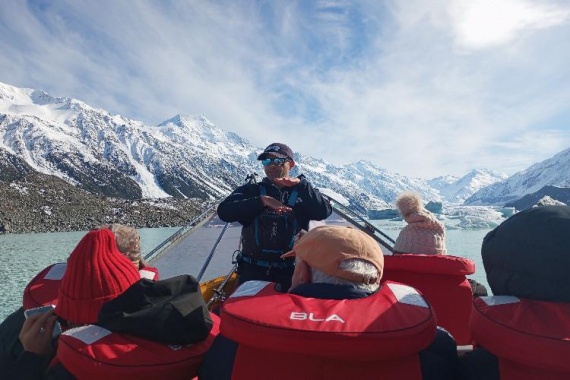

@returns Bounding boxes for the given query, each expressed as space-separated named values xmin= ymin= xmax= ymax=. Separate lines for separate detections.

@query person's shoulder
xmin=294 ymin=174 xmax=310 ymax=186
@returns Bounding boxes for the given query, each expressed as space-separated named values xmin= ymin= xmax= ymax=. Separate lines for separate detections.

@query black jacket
xmin=482 ymin=205 xmax=570 ymax=302
xmin=217 ymin=175 xmax=332 ymax=231
xmin=0 ymin=307 xmax=25 ymax=377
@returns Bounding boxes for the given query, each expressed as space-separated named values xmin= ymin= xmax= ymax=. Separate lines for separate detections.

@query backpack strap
xmin=259 ymin=184 xmax=298 ymax=207
xmin=286 ymin=189 xmax=298 ymax=207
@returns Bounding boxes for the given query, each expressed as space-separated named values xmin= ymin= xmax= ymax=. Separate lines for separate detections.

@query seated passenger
xmin=0 ymin=224 xmax=156 ymax=374
xmin=459 ymin=206 xmax=570 ymax=380
xmin=393 ymin=191 xmax=446 ymax=255
xmin=199 ymin=226 xmax=457 ymax=380
xmin=96 ymin=224 xmax=159 ymax=280
xmin=10 ymin=229 xmax=215 ymax=380
xmin=9 ymin=229 xmax=141 ymax=379
xmin=392 ymin=191 xmax=486 ymax=298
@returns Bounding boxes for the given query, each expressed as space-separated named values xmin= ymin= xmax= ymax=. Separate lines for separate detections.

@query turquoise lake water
xmin=0 ymin=223 xmax=492 ymax=321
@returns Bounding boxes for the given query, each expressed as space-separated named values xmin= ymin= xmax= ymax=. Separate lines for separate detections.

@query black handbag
xmin=98 ymin=275 xmax=213 ymax=344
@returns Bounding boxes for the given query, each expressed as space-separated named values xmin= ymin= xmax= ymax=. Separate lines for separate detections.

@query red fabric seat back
xmin=233 ymin=348 xmax=422 ymax=380
xmin=382 ymin=254 xmax=475 ymax=344
xmin=220 ymin=280 xmax=437 ymax=379
xmin=23 ymin=263 xmax=156 ymax=310
xmin=471 ymin=296 xmax=570 ymax=380
xmin=23 ymin=263 xmax=67 ymax=310
xmin=57 ymin=313 xmax=220 ymax=380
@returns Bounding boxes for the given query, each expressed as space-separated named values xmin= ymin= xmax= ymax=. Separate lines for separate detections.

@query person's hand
xmin=261 ymin=196 xmax=292 ymax=214
xmin=19 ymin=309 xmax=57 ymax=355
xmin=272 ymin=177 xmax=300 ymax=187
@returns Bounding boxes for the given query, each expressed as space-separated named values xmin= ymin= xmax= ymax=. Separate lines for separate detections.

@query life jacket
xmin=382 ymin=254 xmax=475 ymax=344
xmin=23 ymin=263 xmax=66 ymax=310
xmin=23 ymin=263 xmax=158 ymax=310
xmin=138 ymin=265 xmax=159 ymax=280
xmin=471 ymin=296 xmax=570 ymax=380
xmin=55 ymin=312 xmax=220 ymax=380
xmin=219 ymin=280 xmax=437 ymax=379
xmin=240 ymin=186 xmax=299 ymax=262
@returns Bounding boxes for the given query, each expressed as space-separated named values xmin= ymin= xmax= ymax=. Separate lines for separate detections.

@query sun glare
xmin=451 ymin=0 xmax=569 ymax=49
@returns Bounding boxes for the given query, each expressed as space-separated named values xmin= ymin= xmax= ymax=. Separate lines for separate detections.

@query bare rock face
xmin=0 ymin=173 xmax=202 ymax=234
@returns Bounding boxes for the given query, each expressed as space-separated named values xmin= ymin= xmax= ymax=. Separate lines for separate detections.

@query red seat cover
xmin=382 ymin=254 xmax=475 ymax=344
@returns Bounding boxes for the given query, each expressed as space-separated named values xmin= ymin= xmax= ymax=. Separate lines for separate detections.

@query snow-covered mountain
xmin=465 ymin=148 xmax=570 ymax=205
xmin=0 ymin=81 xmax=511 ymax=211
xmin=429 ymin=169 xmax=509 ymax=204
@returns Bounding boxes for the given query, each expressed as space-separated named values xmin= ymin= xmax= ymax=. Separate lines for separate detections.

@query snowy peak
xmin=3 ymin=80 xmax=567 ymax=211
xmin=0 ymin=82 xmax=101 ymax=126
xmin=430 ymin=169 xmax=509 ymax=204
xmin=466 ymin=149 xmax=570 ymax=205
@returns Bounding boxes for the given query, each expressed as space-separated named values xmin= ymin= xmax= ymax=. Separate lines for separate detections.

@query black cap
xmin=257 ymin=143 xmax=294 ymax=160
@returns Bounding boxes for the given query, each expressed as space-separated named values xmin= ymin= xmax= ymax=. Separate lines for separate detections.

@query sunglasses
xmin=261 ymin=157 xmax=290 ymax=167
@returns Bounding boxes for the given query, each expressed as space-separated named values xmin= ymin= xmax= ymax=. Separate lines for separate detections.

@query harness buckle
xmin=232 ymin=250 xmax=242 ymax=264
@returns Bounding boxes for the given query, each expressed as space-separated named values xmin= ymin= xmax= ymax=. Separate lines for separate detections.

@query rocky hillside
xmin=0 ymin=172 xmax=204 ymax=234
xmin=504 ymin=185 xmax=570 ymax=211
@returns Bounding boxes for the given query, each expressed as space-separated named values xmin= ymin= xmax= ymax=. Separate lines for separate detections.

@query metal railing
xmin=323 ymin=194 xmax=395 ymax=252
xmin=143 ymin=201 xmax=220 ymax=264
xmin=143 ymin=183 xmax=396 ymax=268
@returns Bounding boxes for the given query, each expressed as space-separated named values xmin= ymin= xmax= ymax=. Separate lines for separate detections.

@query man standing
xmin=217 ymin=142 xmax=332 ymax=290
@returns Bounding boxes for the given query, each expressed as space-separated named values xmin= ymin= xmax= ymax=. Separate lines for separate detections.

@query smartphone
xmin=24 ymin=305 xmax=62 ymax=338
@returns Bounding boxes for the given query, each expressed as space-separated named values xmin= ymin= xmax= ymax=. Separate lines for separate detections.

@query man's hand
xmin=20 ymin=309 xmax=57 ymax=355
xmin=272 ymin=177 xmax=300 ymax=187
xmin=261 ymin=196 xmax=292 ymax=213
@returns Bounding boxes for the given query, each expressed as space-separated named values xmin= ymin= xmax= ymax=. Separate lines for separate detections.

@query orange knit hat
xmin=55 ymin=229 xmax=140 ymax=325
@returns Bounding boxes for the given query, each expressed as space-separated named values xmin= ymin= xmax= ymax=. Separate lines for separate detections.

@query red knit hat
xmin=55 ymin=229 xmax=141 ymax=325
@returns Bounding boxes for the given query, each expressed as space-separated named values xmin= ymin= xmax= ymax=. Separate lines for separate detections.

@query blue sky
xmin=1 ymin=0 xmax=569 ymax=179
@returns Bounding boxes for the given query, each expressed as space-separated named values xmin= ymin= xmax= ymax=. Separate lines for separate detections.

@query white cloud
xmin=0 ymin=0 xmax=569 ymax=179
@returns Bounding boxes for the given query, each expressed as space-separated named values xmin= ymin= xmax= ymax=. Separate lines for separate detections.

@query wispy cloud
xmin=0 ymin=0 xmax=569 ymax=178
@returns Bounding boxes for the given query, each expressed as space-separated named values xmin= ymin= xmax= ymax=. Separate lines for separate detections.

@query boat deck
xmin=150 ymin=216 xmax=242 ymax=280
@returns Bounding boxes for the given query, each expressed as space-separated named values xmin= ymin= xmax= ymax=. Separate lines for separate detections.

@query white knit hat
xmin=393 ymin=192 xmax=447 ymax=255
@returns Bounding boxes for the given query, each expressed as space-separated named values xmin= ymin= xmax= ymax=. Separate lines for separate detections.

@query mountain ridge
xmin=3 ymin=80 xmax=568 ymax=228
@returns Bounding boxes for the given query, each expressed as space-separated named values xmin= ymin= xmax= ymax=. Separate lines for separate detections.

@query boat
xmin=138 ymin=196 xmax=489 ymax=379
xmin=144 ymin=195 xmax=477 ymax=346
xmin=145 ymin=195 xmax=397 ymax=308
xmin=19 ymin=194 xmax=570 ymax=379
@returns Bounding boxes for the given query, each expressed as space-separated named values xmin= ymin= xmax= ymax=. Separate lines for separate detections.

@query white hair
xmin=311 ymin=259 xmax=380 ymax=292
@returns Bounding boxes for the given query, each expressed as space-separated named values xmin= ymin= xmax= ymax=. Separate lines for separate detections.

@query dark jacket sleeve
xmin=217 ymin=176 xmax=331 ymax=228
xmin=0 ymin=307 xmax=25 ymax=375
xmin=45 ymin=362 xmax=76 ymax=379
xmin=418 ymin=327 xmax=458 ymax=380
xmin=292 ymin=176 xmax=332 ymax=223
xmin=216 ymin=184 xmax=264 ymax=225
xmin=8 ymin=350 xmax=52 ymax=380
xmin=457 ymin=347 xmax=499 ymax=380
xmin=198 ymin=335 xmax=237 ymax=380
